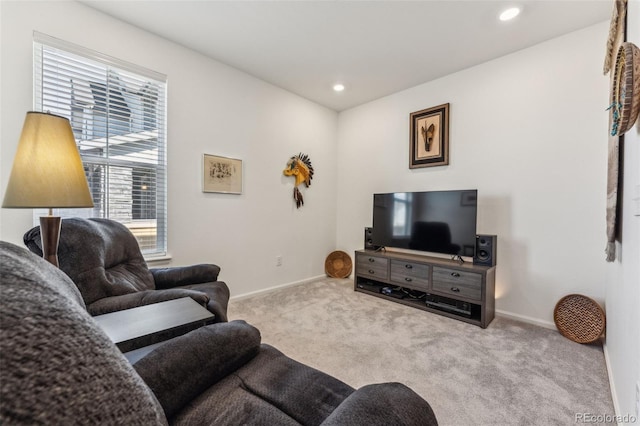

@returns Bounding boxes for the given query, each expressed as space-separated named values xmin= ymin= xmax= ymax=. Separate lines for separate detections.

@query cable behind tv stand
xmin=354 ymin=249 xmax=496 ymax=328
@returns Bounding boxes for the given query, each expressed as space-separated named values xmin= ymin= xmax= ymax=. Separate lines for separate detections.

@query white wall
xmin=1 ymin=0 xmax=634 ymax=417
xmin=604 ymin=2 xmax=640 ymax=422
xmin=0 ymin=1 xmax=338 ymax=296
xmin=336 ymin=22 xmax=610 ymax=327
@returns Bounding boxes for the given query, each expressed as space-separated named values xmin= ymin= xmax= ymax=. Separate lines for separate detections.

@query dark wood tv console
xmin=354 ymin=249 xmax=496 ymax=328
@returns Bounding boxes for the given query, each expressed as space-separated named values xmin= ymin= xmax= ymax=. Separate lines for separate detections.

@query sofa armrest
xmin=133 ymin=320 xmax=261 ymax=420
xmin=150 ymin=264 xmax=221 ymax=289
xmin=321 ymin=383 xmax=438 ymax=426
xmin=87 ymin=289 xmax=210 ymax=316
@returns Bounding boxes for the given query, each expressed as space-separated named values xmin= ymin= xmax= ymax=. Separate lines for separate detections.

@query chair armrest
xmin=87 ymin=289 xmax=210 ymax=316
xmin=133 ymin=320 xmax=261 ymax=419
xmin=150 ymin=264 xmax=221 ymax=289
xmin=321 ymin=383 xmax=438 ymax=426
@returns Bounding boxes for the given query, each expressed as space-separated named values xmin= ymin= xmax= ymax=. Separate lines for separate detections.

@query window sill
xmin=145 ymin=254 xmax=172 ymax=264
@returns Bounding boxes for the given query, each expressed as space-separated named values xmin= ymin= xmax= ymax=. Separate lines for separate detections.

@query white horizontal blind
xmin=33 ymin=33 xmax=167 ymax=256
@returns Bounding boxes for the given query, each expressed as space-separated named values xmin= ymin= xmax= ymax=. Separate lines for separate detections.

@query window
xmin=392 ymin=192 xmax=412 ymax=237
xmin=33 ymin=33 xmax=167 ymax=256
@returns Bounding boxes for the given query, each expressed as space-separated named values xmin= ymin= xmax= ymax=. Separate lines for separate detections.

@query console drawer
xmin=356 ymin=254 xmax=389 ymax=280
xmin=432 ymin=267 xmax=482 ymax=300
xmin=390 ymin=260 xmax=430 ymax=291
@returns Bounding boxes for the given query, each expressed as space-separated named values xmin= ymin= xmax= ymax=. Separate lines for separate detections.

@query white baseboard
xmin=230 ymin=275 xmax=326 ymax=301
xmin=495 ymin=309 xmax=556 ymax=329
xmin=603 ymin=343 xmax=622 ymax=423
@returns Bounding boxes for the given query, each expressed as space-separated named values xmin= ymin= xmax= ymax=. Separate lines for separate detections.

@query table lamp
xmin=2 ymin=111 xmax=94 ymax=267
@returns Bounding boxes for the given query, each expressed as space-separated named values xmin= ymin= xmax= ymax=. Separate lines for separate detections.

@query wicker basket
xmin=553 ymin=294 xmax=605 ymax=344
xmin=324 ymin=251 xmax=353 ymax=278
xmin=611 ymin=42 xmax=640 ymax=135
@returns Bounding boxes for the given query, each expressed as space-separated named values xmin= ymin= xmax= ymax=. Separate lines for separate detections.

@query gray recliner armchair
xmin=24 ymin=217 xmax=230 ymax=321
xmin=0 ymin=241 xmax=438 ymax=425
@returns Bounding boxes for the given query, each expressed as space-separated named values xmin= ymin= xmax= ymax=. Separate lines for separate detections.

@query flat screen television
xmin=372 ymin=190 xmax=477 ymax=257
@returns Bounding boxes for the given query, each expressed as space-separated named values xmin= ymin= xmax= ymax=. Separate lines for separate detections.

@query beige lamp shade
xmin=2 ymin=112 xmax=94 ymax=209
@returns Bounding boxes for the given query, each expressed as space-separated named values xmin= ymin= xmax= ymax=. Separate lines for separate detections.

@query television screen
xmin=372 ymin=190 xmax=477 ymax=257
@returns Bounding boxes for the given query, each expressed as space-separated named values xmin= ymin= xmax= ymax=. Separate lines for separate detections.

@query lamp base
xmin=40 ymin=215 xmax=61 ymax=268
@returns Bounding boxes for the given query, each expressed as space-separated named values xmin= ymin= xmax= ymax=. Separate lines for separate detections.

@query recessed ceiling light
xmin=333 ymin=83 xmax=345 ymax=92
xmin=499 ymin=6 xmax=521 ymax=21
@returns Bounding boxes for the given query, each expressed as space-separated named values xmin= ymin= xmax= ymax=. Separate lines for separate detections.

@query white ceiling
xmin=81 ymin=0 xmax=612 ymax=111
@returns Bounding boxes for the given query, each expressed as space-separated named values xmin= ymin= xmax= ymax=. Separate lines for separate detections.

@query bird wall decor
xmin=283 ymin=153 xmax=314 ymax=208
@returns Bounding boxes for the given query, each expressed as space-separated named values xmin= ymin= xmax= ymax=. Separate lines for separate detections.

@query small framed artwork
xmin=203 ymin=154 xmax=243 ymax=194
xmin=409 ymin=103 xmax=450 ymax=169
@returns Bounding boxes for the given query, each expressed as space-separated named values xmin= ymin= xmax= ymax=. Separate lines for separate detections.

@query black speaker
xmin=473 ymin=235 xmax=497 ymax=266
xmin=364 ymin=227 xmax=379 ymax=250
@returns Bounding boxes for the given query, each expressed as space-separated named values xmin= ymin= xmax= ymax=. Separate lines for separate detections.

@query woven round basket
xmin=553 ymin=294 xmax=605 ymax=344
xmin=611 ymin=42 xmax=640 ymax=136
xmin=324 ymin=251 xmax=353 ymax=278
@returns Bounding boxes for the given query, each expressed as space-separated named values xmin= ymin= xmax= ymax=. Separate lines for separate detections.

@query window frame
xmin=33 ymin=32 xmax=168 ymax=258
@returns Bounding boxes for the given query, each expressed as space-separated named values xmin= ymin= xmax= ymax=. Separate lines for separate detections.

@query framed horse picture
xmin=203 ymin=154 xmax=243 ymax=194
xmin=409 ymin=103 xmax=450 ymax=169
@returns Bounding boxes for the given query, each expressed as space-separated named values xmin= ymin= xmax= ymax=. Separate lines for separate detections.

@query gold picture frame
xmin=203 ymin=154 xmax=243 ymax=194
xmin=409 ymin=103 xmax=450 ymax=168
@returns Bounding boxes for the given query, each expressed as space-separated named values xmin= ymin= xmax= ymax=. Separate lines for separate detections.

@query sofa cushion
xmin=24 ymin=217 xmax=155 ymax=305
xmin=134 ymin=320 xmax=261 ymax=419
xmin=0 ymin=241 xmax=166 ymax=425
xmin=320 ymin=382 xmax=438 ymax=425
xmin=171 ymin=344 xmax=355 ymax=425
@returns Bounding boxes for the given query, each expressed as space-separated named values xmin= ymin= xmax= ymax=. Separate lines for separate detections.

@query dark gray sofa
xmin=0 ymin=241 xmax=438 ymax=425
xmin=24 ymin=218 xmax=230 ymax=321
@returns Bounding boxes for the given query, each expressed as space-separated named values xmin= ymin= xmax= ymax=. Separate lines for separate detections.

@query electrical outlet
xmin=276 ymin=255 xmax=283 ymax=267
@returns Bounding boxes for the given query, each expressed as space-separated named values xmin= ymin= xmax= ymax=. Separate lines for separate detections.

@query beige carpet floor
xmin=228 ymin=278 xmax=614 ymax=426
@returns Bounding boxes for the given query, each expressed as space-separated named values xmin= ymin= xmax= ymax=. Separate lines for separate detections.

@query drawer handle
xmin=451 ymin=287 xmax=460 ymax=292
xmin=404 ymin=277 xmax=413 ymax=282
xmin=368 ymin=269 xmax=375 ymax=274
xmin=368 ymin=258 xmax=375 ymax=263
xmin=450 ymin=272 xmax=461 ymax=278
xmin=405 ymin=264 xmax=413 ymax=269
